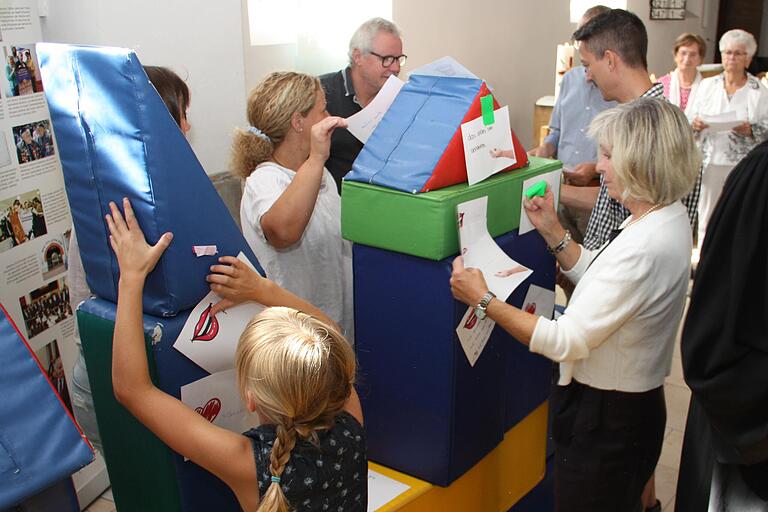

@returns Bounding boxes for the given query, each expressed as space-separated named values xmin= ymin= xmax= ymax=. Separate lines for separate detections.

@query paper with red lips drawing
xmin=180 ymin=369 xmax=253 ymax=443
xmin=521 ymin=284 xmax=556 ymax=320
xmin=455 ymin=196 xmax=533 ymax=366
xmin=172 ymin=252 xmax=265 ymax=374
xmin=518 ymin=168 xmax=562 ymax=235
xmin=455 ymin=307 xmax=496 ymax=367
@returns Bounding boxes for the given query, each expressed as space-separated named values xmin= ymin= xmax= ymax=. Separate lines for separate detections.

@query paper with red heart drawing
xmin=180 ymin=368 xmax=253 ymax=435
xmin=173 ymin=252 xmax=265 ymax=374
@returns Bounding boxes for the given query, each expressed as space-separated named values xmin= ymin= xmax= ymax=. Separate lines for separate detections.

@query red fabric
xmin=421 ymin=82 xmax=529 ymax=192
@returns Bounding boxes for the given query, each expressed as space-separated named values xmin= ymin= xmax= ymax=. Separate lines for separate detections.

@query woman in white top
xmin=657 ymin=32 xmax=706 ymax=113
xmin=231 ymin=72 xmax=353 ymax=341
xmin=688 ymin=29 xmax=768 ymax=247
xmin=451 ymin=99 xmax=700 ymax=512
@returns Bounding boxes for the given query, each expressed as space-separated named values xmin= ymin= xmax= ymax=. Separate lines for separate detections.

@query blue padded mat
xmin=0 ymin=304 xmax=93 ymax=508
xmin=345 ymin=75 xmax=482 ymax=194
xmin=38 ymin=43 xmax=262 ymax=317
xmin=353 ymin=229 xmax=554 ymax=486
xmin=79 ymin=298 xmax=241 ymax=511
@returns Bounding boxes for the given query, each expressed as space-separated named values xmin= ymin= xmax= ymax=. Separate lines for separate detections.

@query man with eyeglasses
xmin=320 ymin=17 xmax=405 ymax=192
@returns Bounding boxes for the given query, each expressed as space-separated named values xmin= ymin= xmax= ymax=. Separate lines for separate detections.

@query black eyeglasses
xmin=369 ymin=51 xmax=407 ymax=67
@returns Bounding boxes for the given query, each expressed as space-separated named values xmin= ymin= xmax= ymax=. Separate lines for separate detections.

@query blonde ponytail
xmin=230 ymin=72 xmax=321 ymax=180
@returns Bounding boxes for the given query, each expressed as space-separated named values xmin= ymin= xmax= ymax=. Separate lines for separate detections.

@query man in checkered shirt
xmin=561 ymin=9 xmax=701 ymax=250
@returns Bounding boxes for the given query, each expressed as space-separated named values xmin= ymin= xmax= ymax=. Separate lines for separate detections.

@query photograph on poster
xmin=18 ymin=276 xmax=72 ymax=339
xmin=13 ymin=119 xmax=55 ymax=164
xmin=4 ymin=44 xmax=42 ymax=97
xmin=40 ymin=235 xmax=67 ymax=280
xmin=35 ymin=338 xmax=73 ymax=413
xmin=0 ymin=188 xmax=47 ymax=253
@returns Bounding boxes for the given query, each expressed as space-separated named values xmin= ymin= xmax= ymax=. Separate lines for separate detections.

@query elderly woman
xmin=687 ymin=29 xmax=768 ymax=246
xmin=657 ymin=32 xmax=706 ymax=112
xmin=451 ymin=99 xmax=700 ymax=512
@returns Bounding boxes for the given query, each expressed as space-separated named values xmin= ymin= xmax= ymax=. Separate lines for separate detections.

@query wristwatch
xmin=474 ymin=291 xmax=496 ymax=320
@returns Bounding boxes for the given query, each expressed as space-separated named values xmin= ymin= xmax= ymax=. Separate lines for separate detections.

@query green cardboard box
xmin=341 ymin=156 xmax=562 ymax=260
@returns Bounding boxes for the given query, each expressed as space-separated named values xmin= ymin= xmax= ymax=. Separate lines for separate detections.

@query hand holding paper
xmin=450 ymin=256 xmax=490 ymax=307
xmin=310 ymin=116 xmax=348 ymax=163
xmin=207 ymin=255 xmax=268 ymax=315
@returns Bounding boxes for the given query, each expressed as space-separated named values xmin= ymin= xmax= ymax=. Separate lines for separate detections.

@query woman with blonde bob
xmin=106 ymin=198 xmax=366 ymax=512
xmin=232 ymin=72 xmax=354 ymax=342
xmin=450 ymin=98 xmax=700 ymax=511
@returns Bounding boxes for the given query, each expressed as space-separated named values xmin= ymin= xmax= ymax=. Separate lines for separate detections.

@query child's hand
xmin=105 ymin=198 xmax=173 ymax=282
xmin=207 ymin=256 xmax=270 ymax=315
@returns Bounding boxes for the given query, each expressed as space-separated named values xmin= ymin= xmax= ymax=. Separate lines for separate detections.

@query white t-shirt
xmin=531 ymin=202 xmax=692 ymax=392
xmin=240 ymin=162 xmax=354 ymax=341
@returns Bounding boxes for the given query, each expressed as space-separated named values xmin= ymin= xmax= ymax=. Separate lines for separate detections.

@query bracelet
xmin=547 ymin=230 xmax=572 ymax=255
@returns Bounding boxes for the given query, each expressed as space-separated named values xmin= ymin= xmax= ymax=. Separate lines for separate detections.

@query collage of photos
xmin=13 ymin=119 xmax=55 ymax=164
xmin=0 ymin=188 xmax=47 ymax=253
xmin=18 ymin=276 xmax=72 ymax=339
xmin=4 ymin=44 xmax=43 ymax=97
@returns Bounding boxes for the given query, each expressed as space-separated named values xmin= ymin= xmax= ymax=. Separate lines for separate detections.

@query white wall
xmin=39 ymin=0 xmax=720 ymax=161
xmin=395 ymin=0 xmax=720 ymax=149
xmin=761 ymin=0 xmax=768 ymax=57
xmin=40 ymin=0 xmax=248 ymax=175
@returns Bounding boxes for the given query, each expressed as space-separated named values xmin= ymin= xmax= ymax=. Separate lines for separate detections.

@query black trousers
xmin=551 ymin=380 xmax=666 ymax=512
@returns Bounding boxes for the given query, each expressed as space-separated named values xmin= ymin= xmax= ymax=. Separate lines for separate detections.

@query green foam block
xmin=78 ymin=310 xmax=182 ymax=512
xmin=341 ymin=156 xmax=562 ymax=261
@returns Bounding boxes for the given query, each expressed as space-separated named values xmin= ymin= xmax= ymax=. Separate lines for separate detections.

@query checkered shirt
xmin=581 ymin=82 xmax=702 ymax=249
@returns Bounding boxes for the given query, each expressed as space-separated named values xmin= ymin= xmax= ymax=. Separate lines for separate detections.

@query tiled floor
xmin=83 ymin=301 xmax=693 ymax=512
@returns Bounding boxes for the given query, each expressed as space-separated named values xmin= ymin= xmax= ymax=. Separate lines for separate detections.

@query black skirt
xmin=551 ymin=379 xmax=666 ymax=512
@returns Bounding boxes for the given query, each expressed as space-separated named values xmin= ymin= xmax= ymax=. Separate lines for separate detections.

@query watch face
xmin=474 ymin=306 xmax=487 ymax=321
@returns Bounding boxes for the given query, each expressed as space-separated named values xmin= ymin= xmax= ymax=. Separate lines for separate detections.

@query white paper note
xmin=701 ymin=111 xmax=745 ymax=133
xmin=455 ymin=307 xmax=496 ymax=367
xmin=180 ymin=369 xmax=251 ymax=434
xmin=346 ymin=75 xmax=404 ymax=143
xmin=455 ymin=196 xmax=533 ymax=366
xmin=521 ymin=284 xmax=556 ymax=320
xmin=460 ymin=106 xmax=516 ymax=186
xmin=458 ymin=196 xmax=532 ymax=302
xmin=367 ymin=469 xmax=411 ymax=511
xmin=173 ymin=252 xmax=265 ymax=374
xmin=408 ymin=56 xmax=479 ymax=80
xmin=519 ymin=168 xmax=563 ymax=235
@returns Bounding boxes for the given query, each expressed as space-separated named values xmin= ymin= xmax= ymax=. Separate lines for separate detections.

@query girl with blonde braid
xmin=106 ymin=198 xmax=366 ymax=511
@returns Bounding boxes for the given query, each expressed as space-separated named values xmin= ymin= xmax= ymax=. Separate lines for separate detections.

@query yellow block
xmin=371 ymin=401 xmax=548 ymax=512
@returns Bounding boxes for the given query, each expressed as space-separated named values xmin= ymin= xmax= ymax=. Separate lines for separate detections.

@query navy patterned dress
xmin=243 ymin=411 xmax=367 ymax=511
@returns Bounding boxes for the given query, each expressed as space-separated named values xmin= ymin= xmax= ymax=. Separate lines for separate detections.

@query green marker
xmin=480 ymin=94 xmax=495 ymax=126
xmin=524 ymin=180 xmax=548 ymax=199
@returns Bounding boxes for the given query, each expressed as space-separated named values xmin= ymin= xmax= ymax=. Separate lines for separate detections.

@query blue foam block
xmin=79 ymin=298 xmax=240 ymax=511
xmin=353 ymin=230 xmax=554 ymax=486
xmin=0 ymin=304 xmax=93 ymax=508
xmin=345 ymin=75 xmax=482 ymax=194
xmin=38 ymin=44 xmax=262 ymax=317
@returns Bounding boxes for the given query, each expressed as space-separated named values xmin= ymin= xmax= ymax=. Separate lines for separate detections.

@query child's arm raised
xmin=207 ymin=255 xmax=340 ymax=330
xmin=107 ymin=198 xmax=259 ymax=511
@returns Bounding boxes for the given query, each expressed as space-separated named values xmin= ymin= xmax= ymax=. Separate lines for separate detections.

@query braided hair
xmin=235 ymin=307 xmax=356 ymax=511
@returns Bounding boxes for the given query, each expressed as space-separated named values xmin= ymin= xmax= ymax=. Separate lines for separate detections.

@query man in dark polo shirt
xmin=320 ymin=17 xmax=405 ymax=192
